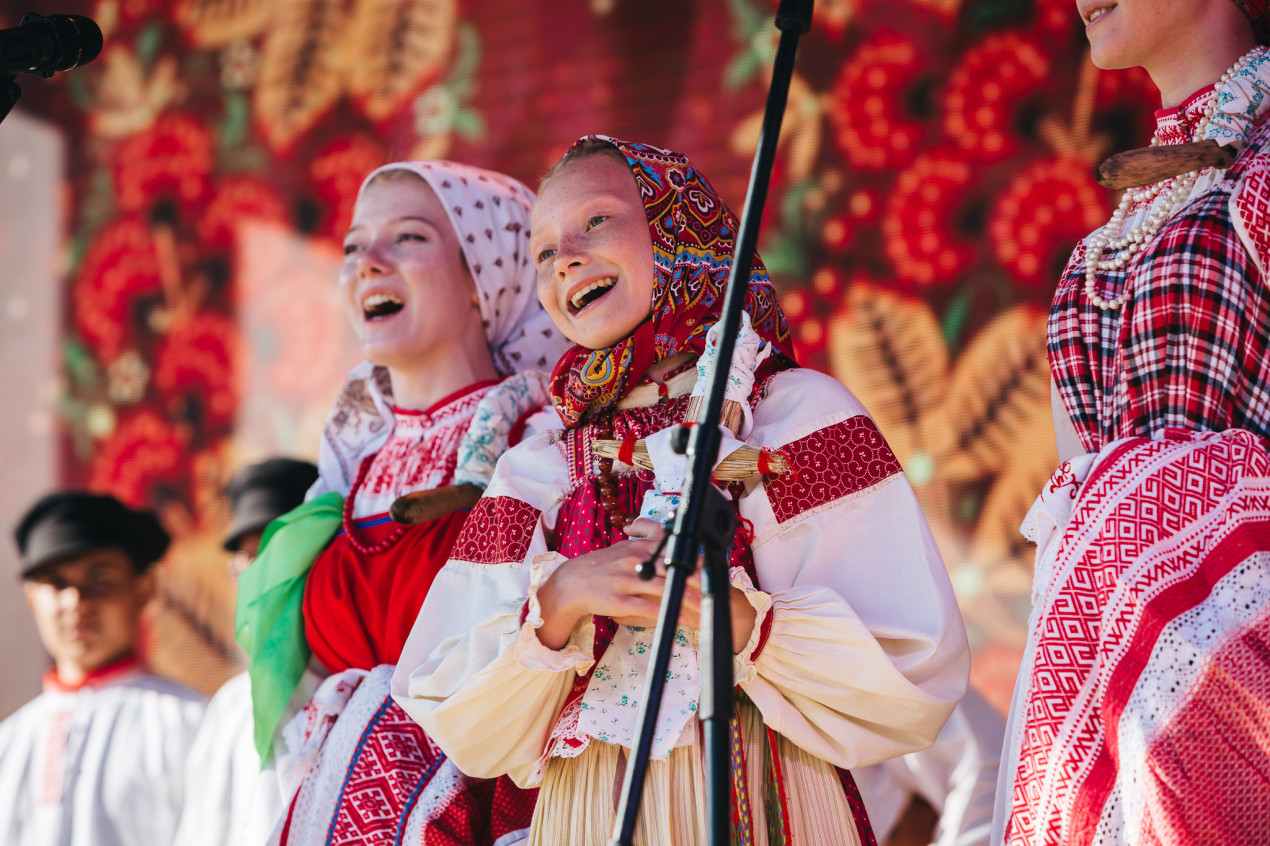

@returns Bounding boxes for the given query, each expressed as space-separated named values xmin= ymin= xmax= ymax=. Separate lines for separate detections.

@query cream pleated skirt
xmin=528 ymin=698 xmax=867 ymax=845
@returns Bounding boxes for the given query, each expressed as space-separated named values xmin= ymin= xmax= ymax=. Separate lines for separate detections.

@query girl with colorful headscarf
xmin=391 ymin=136 xmax=970 ymax=845
xmin=995 ymin=3 xmax=1270 ymax=844
xmin=232 ymin=160 xmax=570 ymax=845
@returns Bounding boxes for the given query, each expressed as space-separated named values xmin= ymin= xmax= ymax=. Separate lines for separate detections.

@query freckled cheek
xmin=535 ymin=273 xmax=559 ymax=310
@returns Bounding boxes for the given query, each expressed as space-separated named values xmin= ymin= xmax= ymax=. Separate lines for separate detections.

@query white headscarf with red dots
xmin=360 ymin=160 xmax=566 ymax=376
xmin=311 ymin=161 xmax=569 ymax=497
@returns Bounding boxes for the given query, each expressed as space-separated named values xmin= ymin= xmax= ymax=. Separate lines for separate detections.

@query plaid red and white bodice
xmin=1050 ymin=101 xmax=1270 ymax=452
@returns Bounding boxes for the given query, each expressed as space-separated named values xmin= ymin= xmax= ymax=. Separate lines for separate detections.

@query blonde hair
xmin=539 ymin=138 xmax=630 ymax=190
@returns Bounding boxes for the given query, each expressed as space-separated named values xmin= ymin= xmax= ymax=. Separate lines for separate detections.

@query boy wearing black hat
xmin=222 ymin=457 xmax=319 ymax=577
xmin=174 ymin=458 xmax=317 ymax=846
xmin=0 ymin=491 xmax=205 ymax=846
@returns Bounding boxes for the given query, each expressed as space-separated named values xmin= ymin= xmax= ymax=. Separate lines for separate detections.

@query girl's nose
xmin=553 ymin=238 xmax=588 ymax=278
xmin=357 ymin=241 xmax=390 ymax=276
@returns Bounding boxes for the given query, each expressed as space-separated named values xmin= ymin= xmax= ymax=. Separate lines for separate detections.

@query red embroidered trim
xmin=450 ymin=495 xmax=541 ymax=564
xmin=763 ymin=416 xmax=901 ymax=524
xmin=749 ymin=605 xmax=775 ymax=664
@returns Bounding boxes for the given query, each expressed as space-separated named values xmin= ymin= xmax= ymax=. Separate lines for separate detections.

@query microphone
xmin=0 ymin=13 xmax=103 ymax=79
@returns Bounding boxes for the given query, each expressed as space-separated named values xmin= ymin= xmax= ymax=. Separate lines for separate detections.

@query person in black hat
xmin=13 ymin=491 xmax=170 ymax=688
xmin=174 ymin=457 xmax=317 ymax=846
xmin=222 ymin=457 xmax=319 ymax=577
xmin=0 ymin=490 xmax=205 ymax=846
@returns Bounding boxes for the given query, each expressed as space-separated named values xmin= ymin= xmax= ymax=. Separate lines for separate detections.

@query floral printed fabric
xmin=453 ymin=371 xmax=554 ymax=488
xmin=1207 ymin=52 xmax=1270 ymax=146
xmin=575 ymin=624 xmax=699 ymax=759
xmin=548 ymin=136 xmax=795 ymax=428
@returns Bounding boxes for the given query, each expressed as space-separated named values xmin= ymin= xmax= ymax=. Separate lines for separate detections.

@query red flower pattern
xmin=829 ymin=30 xmax=928 ymax=173
xmin=87 ymin=410 xmax=191 ymax=509
xmin=152 ymin=312 xmax=242 ymax=430
xmin=882 ymin=151 xmax=977 ymax=289
xmin=943 ymin=32 xmax=1051 ymax=162
xmin=309 ymin=135 xmax=388 ymax=247
xmin=197 ymin=176 xmax=290 ymax=252
xmin=990 ymin=156 xmax=1107 ymax=291
xmin=111 ymin=114 xmax=215 ymax=215
xmin=72 ymin=217 xmax=165 ymax=363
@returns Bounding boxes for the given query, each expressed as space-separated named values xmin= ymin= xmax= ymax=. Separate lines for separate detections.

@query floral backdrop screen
xmin=0 ymin=0 xmax=1158 ymax=712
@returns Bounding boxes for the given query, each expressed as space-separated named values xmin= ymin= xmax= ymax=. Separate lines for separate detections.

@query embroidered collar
xmin=390 ymin=378 xmax=501 ymax=429
xmin=1155 ymin=85 xmax=1217 ymax=145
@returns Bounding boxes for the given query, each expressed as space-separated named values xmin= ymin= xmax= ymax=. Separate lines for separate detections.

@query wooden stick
xmin=390 ymin=483 xmax=483 ymax=525
xmin=1096 ymin=140 xmax=1237 ymax=189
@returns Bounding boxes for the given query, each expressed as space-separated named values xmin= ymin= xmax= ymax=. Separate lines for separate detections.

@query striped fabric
xmin=527 ymin=699 xmax=866 ymax=846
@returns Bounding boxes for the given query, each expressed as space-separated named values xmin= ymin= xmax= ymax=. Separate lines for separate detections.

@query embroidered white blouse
xmin=391 ymin=367 xmax=970 ymax=786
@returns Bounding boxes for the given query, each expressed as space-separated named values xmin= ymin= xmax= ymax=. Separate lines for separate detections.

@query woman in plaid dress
xmin=996 ymin=3 xmax=1270 ymax=844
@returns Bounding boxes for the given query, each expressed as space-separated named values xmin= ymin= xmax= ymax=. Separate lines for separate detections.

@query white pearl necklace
xmin=1084 ymin=45 xmax=1269 ymax=311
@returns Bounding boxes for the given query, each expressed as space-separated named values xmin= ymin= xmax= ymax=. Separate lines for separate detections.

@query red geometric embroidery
xmin=1235 ymin=154 xmax=1270 ymax=273
xmin=324 ymin=698 xmax=446 ymax=846
xmin=763 ymin=416 xmax=902 ymax=524
xmin=449 ymin=495 xmax=540 ymax=564
xmin=1008 ymin=431 xmax=1270 ymax=846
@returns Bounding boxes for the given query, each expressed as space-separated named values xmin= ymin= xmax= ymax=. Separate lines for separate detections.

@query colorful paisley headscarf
xmin=1235 ymin=0 xmax=1270 ymax=43
xmin=547 ymin=136 xmax=796 ymax=428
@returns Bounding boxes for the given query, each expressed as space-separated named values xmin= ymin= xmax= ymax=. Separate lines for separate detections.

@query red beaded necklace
xmin=341 ymin=452 xmax=410 ymax=555
xmin=594 ymin=414 xmax=634 ymax=530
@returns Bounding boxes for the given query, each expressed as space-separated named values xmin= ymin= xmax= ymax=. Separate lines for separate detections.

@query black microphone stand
xmin=0 ymin=75 xmax=20 ymax=126
xmin=609 ymin=2 xmax=813 ymax=844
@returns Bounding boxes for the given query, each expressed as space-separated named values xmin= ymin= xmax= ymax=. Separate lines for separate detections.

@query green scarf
xmin=234 ymin=492 xmax=343 ymax=766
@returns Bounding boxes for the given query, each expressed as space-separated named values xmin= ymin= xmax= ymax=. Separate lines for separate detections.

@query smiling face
xmin=23 ymin=548 xmax=153 ymax=681
xmin=530 ymin=154 xmax=659 ymax=350
xmin=340 ymin=173 xmax=486 ymax=373
xmin=1077 ymin=0 xmax=1250 ymax=75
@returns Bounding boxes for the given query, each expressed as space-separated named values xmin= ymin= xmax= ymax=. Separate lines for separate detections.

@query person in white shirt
xmin=0 ymin=491 xmax=206 ymax=846
xmin=173 ymin=458 xmax=317 ymax=846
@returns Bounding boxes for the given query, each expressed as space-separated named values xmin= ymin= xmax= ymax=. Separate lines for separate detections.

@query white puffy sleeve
xmin=391 ymin=429 xmax=583 ymax=786
xmin=734 ymin=368 xmax=969 ymax=769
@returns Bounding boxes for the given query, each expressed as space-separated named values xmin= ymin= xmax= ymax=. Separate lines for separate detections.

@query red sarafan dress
xmin=999 ymin=51 xmax=1270 ymax=846
xmin=275 ymin=380 xmax=538 ymax=846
